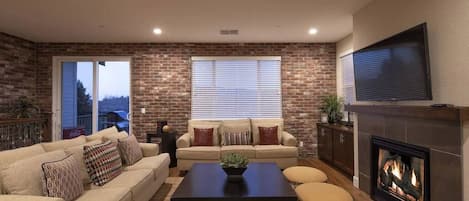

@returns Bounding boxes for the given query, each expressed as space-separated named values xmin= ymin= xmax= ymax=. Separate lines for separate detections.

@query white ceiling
xmin=0 ymin=0 xmax=373 ymax=43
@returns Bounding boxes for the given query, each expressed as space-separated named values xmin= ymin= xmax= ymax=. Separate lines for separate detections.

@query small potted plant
xmin=320 ymin=95 xmax=344 ymax=124
xmin=220 ymin=153 xmax=249 ymax=182
xmin=8 ymin=96 xmax=40 ymax=119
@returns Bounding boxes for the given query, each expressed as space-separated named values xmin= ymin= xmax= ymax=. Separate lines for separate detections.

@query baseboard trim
xmin=353 ymin=176 xmax=359 ymax=188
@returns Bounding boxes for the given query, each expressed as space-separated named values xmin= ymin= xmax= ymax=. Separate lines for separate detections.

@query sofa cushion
xmin=64 ymin=140 xmax=102 ymax=184
xmin=221 ymin=119 xmax=251 ymax=132
xmin=118 ymin=135 xmax=143 ymax=165
xmin=220 ymin=145 xmax=255 ymax=158
xmin=0 ymin=195 xmax=65 ymax=201
xmin=84 ymin=141 xmax=122 ymax=186
xmin=176 ymin=146 xmax=220 ymax=160
xmin=76 ymin=188 xmax=131 ymax=201
xmin=1 ymin=150 xmax=67 ymax=195
xmin=90 ymin=169 xmax=154 ymax=201
xmin=124 ymin=153 xmax=170 ymax=180
xmin=85 ymin=126 xmax=119 ymax=142
xmin=251 ymin=118 xmax=283 ymax=145
xmin=254 ymin=145 xmax=298 ymax=158
xmin=41 ymin=135 xmax=86 ymax=152
xmin=41 ymin=155 xmax=84 ymax=201
xmin=188 ymin=120 xmax=222 ymax=146
xmin=103 ymin=131 xmax=128 ymax=143
xmin=259 ymin=126 xmax=280 ymax=145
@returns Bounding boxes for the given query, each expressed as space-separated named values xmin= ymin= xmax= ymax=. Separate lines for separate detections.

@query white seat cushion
xmin=176 ymin=146 xmax=220 ymax=160
xmin=254 ymin=145 xmax=298 ymax=158
xmin=91 ymin=169 xmax=154 ymax=201
xmin=220 ymin=145 xmax=255 ymax=158
xmin=124 ymin=154 xmax=170 ymax=179
xmin=76 ymin=188 xmax=131 ymax=201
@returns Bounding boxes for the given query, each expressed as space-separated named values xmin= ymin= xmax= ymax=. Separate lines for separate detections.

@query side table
xmin=147 ymin=131 xmax=177 ymax=168
xmin=161 ymin=131 xmax=177 ymax=168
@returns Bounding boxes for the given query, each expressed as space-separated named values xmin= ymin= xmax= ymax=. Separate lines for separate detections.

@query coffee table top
xmin=171 ymin=163 xmax=297 ymax=201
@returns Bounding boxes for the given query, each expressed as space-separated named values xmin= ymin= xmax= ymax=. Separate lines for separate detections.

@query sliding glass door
xmin=54 ymin=57 xmax=131 ymax=140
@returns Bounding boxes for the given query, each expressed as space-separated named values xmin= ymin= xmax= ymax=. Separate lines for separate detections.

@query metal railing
xmin=0 ymin=118 xmax=48 ymax=151
xmin=77 ymin=114 xmax=108 ymax=135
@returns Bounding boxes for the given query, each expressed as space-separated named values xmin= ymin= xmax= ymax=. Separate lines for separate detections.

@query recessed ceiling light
xmin=308 ymin=28 xmax=318 ymax=35
xmin=153 ymin=28 xmax=162 ymax=35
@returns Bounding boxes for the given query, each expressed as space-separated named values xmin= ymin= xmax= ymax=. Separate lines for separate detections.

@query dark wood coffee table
xmin=171 ymin=163 xmax=297 ymax=201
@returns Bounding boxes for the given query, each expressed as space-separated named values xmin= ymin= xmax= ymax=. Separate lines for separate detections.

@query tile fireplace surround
xmin=347 ymin=105 xmax=468 ymax=201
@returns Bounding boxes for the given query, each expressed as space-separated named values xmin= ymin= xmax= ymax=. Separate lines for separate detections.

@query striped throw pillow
xmin=84 ymin=140 xmax=122 ymax=186
xmin=223 ymin=131 xmax=251 ymax=145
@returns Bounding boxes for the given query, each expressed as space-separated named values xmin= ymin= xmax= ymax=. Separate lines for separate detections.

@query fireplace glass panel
xmin=377 ymin=149 xmax=425 ymax=201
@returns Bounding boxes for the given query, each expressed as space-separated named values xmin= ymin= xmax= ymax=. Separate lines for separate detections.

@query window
xmin=341 ymin=54 xmax=355 ymax=105
xmin=191 ymin=57 xmax=281 ymax=119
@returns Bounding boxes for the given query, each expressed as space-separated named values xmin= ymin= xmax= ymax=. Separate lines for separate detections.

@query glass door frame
xmin=52 ymin=56 xmax=132 ymax=141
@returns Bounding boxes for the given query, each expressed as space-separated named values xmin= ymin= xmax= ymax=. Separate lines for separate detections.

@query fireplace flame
xmin=391 ymin=161 xmax=402 ymax=180
xmin=411 ymin=169 xmax=417 ymax=187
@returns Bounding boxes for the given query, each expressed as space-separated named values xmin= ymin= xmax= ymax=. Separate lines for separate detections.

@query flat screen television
xmin=353 ymin=23 xmax=432 ymax=101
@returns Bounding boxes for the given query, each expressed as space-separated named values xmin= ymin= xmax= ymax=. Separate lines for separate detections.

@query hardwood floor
xmin=169 ymin=158 xmax=373 ymax=201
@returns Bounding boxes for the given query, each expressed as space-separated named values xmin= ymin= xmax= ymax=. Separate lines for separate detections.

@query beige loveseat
xmin=176 ymin=118 xmax=298 ymax=171
xmin=0 ymin=127 xmax=170 ymax=201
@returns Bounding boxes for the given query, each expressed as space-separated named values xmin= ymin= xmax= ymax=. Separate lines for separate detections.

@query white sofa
xmin=0 ymin=127 xmax=170 ymax=201
xmin=176 ymin=118 xmax=298 ymax=171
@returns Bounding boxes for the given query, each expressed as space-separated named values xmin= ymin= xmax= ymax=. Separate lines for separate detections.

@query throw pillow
xmin=193 ymin=128 xmax=214 ymax=146
xmin=117 ymin=135 xmax=143 ymax=165
xmin=259 ymin=126 xmax=279 ymax=145
xmin=84 ymin=140 xmax=122 ymax=186
xmin=222 ymin=131 xmax=251 ymax=145
xmin=64 ymin=140 xmax=102 ymax=184
xmin=41 ymin=155 xmax=84 ymax=201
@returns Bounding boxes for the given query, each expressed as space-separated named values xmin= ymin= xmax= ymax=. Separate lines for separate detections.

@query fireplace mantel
xmin=345 ymin=104 xmax=469 ymax=122
xmin=349 ymin=104 xmax=465 ymax=201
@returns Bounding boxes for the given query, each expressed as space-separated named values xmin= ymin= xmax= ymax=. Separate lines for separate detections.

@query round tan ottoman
xmin=283 ymin=166 xmax=328 ymax=184
xmin=296 ymin=183 xmax=353 ymax=201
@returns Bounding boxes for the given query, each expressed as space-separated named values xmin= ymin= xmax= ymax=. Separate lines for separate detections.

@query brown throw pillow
xmin=41 ymin=155 xmax=84 ymax=201
xmin=84 ymin=140 xmax=122 ymax=186
xmin=259 ymin=126 xmax=279 ymax=145
xmin=118 ymin=135 xmax=143 ymax=165
xmin=193 ymin=128 xmax=214 ymax=146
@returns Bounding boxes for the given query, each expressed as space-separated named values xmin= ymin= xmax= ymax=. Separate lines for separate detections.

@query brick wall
xmin=0 ymin=33 xmax=37 ymax=118
xmin=33 ymin=43 xmax=336 ymax=157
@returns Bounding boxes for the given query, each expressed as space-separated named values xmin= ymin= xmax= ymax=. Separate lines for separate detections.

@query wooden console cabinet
xmin=317 ymin=123 xmax=354 ymax=178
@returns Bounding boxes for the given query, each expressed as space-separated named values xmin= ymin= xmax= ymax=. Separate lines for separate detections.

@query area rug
xmin=150 ymin=177 xmax=183 ymax=201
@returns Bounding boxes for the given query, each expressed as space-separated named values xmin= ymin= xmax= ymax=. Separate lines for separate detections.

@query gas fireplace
xmin=371 ymin=137 xmax=430 ymax=201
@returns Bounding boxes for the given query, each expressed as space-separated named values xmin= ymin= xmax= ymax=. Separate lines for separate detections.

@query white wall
xmin=353 ymin=0 xmax=469 ymax=199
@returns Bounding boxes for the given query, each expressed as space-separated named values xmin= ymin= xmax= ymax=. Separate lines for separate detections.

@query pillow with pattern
xmin=41 ymin=155 xmax=84 ymax=201
xmin=222 ymin=131 xmax=251 ymax=145
xmin=118 ymin=134 xmax=143 ymax=165
xmin=84 ymin=140 xmax=122 ymax=186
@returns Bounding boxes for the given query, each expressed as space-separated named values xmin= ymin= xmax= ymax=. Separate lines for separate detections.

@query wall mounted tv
xmin=353 ymin=23 xmax=432 ymax=101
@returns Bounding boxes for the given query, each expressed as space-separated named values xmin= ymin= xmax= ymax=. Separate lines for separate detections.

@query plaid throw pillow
xmin=118 ymin=135 xmax=143 ymax=165
xmin=223 ymin=131 xmax=251 ymax=145
xmin=41 ymin=155 xmax=84 ymax=201
xmin=84 ymin=140 xmax=122 ymax=186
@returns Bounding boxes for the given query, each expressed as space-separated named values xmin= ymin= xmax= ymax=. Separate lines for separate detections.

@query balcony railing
xmin=0 ymin=118 xmax=48 ymax=151
xmin=76 ymin=114 xmax=109 ymax=135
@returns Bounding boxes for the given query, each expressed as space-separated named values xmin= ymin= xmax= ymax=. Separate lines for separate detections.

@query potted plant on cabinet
xmin=321 ymin=95 xmax=344 ymax=124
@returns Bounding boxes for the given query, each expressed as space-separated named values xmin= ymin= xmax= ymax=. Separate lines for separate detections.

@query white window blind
xmin=191 ymin=57 xmax=282 ymax=119
xmin=341 ymin=54 xmax=355 ymax=104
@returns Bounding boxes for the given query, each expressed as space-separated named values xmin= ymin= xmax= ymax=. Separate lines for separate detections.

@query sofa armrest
xmin=282 ymin=131 xmax=297 ymax=147
xmin=0 ymin=195 xmax=65 ymax=201
xmin=139 ymin=143 xmax=159 ymax=157
xmin=176 ymin=133 xmax=191 ymax=148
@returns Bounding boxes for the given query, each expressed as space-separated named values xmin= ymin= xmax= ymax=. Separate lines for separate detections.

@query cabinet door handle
xmin=340 ymin=134 xmax=344 ymax=144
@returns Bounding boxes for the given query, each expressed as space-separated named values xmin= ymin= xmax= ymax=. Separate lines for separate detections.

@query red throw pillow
xmin=259 ymin=126 xmax=279 ymax=145
xmin=193 ymin=128 xmax=214 ymax=146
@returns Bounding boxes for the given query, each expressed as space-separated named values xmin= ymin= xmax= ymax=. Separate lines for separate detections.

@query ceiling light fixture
xmin=308 ymin=28 xmax=318 ymax=35
xmin=153 ymin=28 xmax=162 ymax=35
